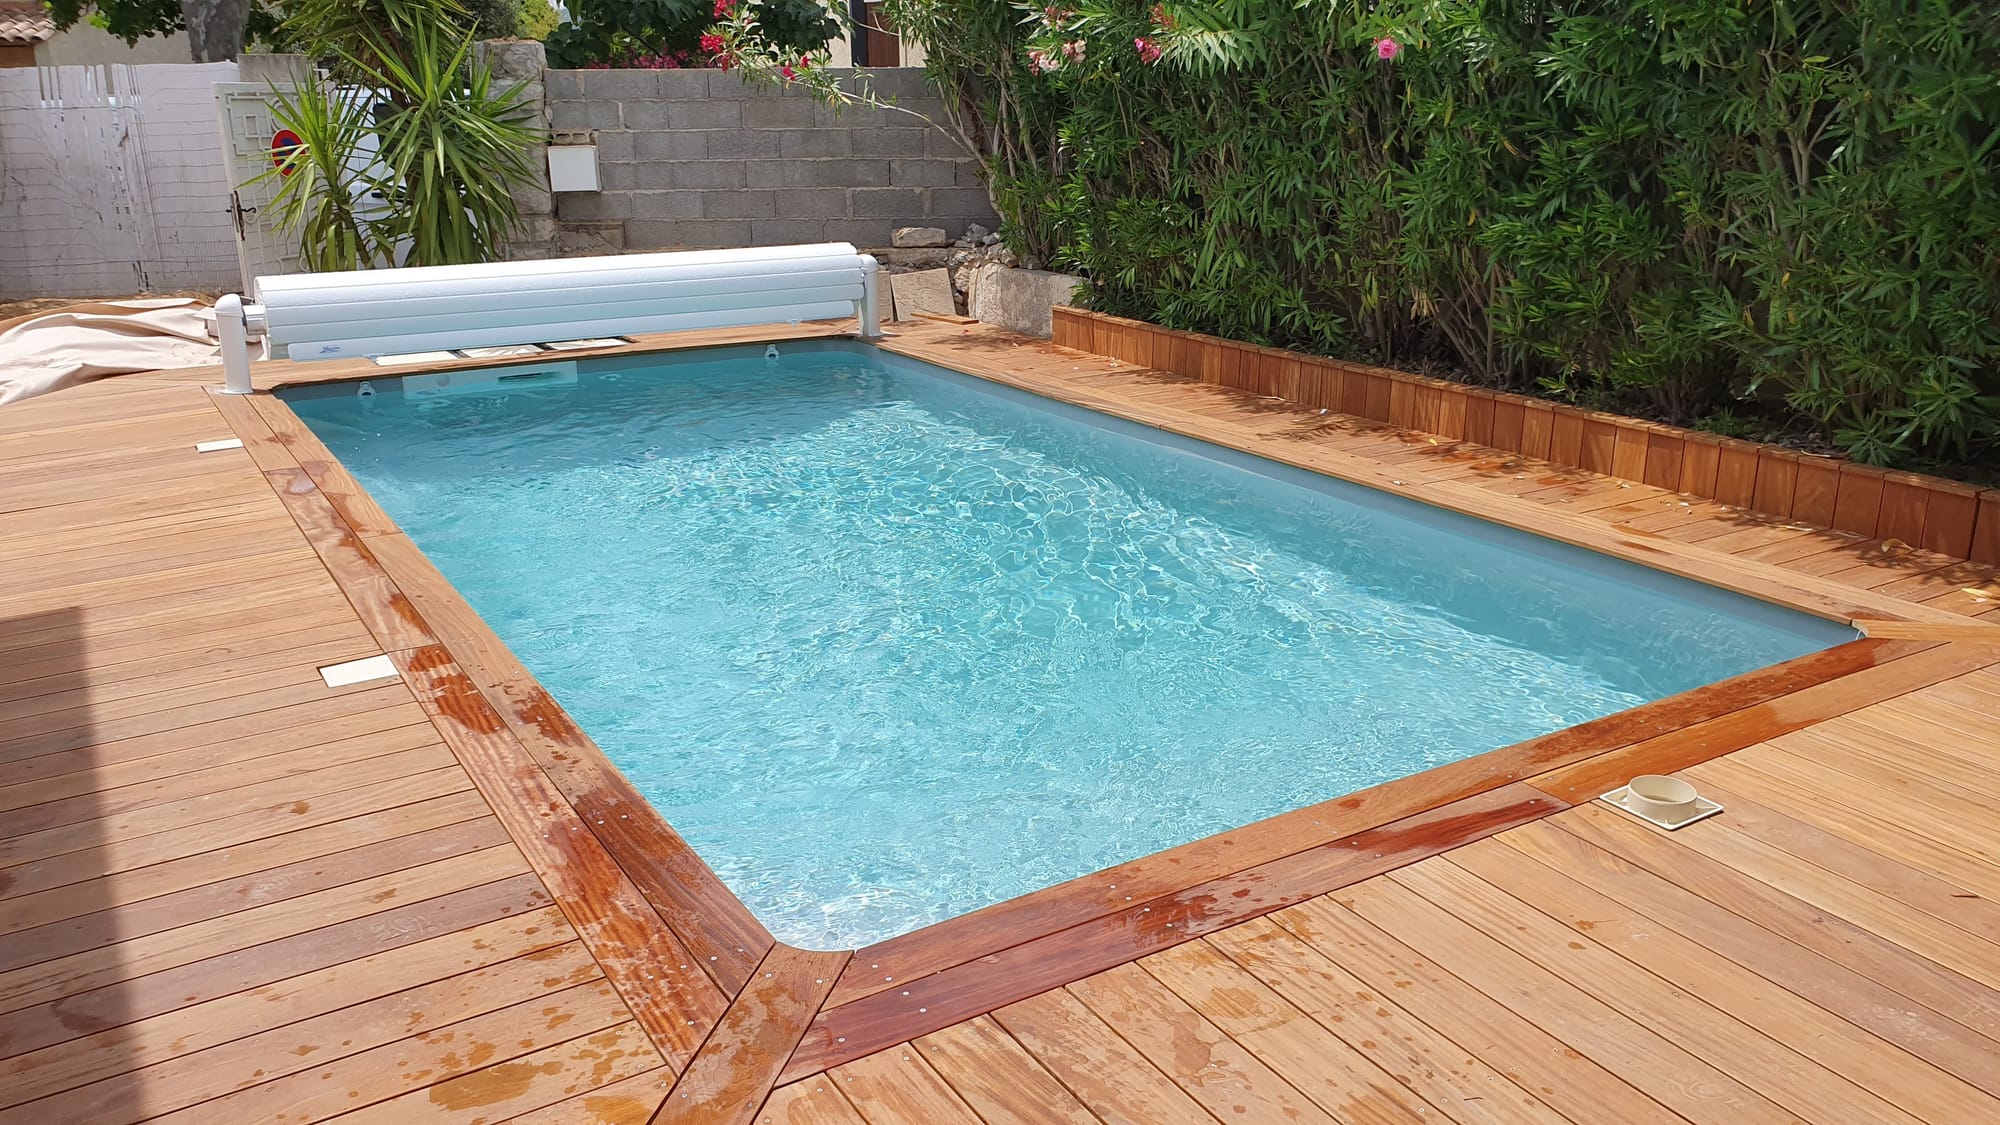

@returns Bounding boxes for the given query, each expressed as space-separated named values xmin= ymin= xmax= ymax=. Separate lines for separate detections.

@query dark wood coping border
xmin=1052 ymin=306 xmax=2000 ymax=565
xmin=198 ymin=318 xmax=2000 ymax=1121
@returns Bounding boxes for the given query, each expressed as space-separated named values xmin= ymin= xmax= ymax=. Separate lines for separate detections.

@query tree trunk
xmin=181 ymin=0 xmax=250 ymax=62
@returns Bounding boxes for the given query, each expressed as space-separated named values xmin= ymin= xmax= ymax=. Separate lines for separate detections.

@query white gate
xmin=0 ymin=63 xmax=243 ymax=299
xmin=212 ymin=81 xmax=308 ymax=290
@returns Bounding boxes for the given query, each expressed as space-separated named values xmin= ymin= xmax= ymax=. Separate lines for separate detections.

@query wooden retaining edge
xmin=206 ymin=390 xmax=741 ymax=1072
xmin=1053 ymin=307 xmax=2000 ymax=566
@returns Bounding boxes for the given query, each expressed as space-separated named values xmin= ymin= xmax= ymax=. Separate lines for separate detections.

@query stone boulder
xmin=891 ymin=227 xmax=949 ymax=249
xmin=969 ymin=267 xmax=1084 ymax=339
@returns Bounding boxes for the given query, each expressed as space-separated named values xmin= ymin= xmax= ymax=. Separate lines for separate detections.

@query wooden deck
xmin=1 ymin=318 xmax=1996 ymax=1123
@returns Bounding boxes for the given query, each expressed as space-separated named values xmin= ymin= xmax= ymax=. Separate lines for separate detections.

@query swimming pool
xmin=283 ymin=341 xmax=1852 ymax=948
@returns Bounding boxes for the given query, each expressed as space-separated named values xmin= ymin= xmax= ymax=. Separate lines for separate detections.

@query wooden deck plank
xmin=1337 ymin=876 xmax=1797 ymax=1124
xmin=12 ymin=941 xmax=602 ymax=1124
xmin=137 ymin=979 xmax=634 ymax=1124
xmin=0 ymin=816 xmax=508 ymax=976
xmin=1201 ymin=920 xmax=1570 ymax=1125
xmin=1137 ymin=940 xmax=1459 ymax=1123
xmin=914 ymin=1015 xmax=1108 ymax=1125
xmin=284 ymin=1018 xmax=663 ymax=1125
xmin=0 ymin=873 xmax=551 ymax=1066
xmin=1553 ymin=803 xmax=2000 ymax=1045
xmin=1495 ymin=817 xmax=2000 ymax=1100
xmin=990 ymin=987 xmax=1222 ymax=1125
xmin=1446 ymin=838 xmax=1998 ymax=1124
xmin=0 ymin=790 xmax=491 ymax=938
xmin=0 ymin=843 xmax=528 ymax=1019
xmin=1065 ymin=965 xmax=1338 ymax=1125
xmin=655 ymin=946 xmax=849 ymax=1125
xmin=506 ymin=1067 xmax=675 ymax=1124
xmin=756 ymin=1077 xmax=874 ymax=1125
xmin=824 ymin=1047 xmax=984 ymax=1125
xmin=0 ymin=906 xmax=575 ymax=1109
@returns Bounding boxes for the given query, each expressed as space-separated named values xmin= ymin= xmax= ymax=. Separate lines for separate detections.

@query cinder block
xmin=750 ymin=218 xmax=830 ymax=245
xmin=666 ymin=161 xmax=748 ymax=190
xmin=628 ymin=190 xmax=702 ymax=219
xmin=701 ymin=189 xmax=777 ymax=219
xmin=658 ymin=71 xmax=712 ymax=98
xmin=550 ymin=99 xmax=615 ymax=129
xmin=775 ymin=188 xmax=850 ymax=216
xmin=776 ymin=129 xmax=851 ymax=158
xmin=621 ymin=100 xmax=672 ymax=129
xmin=927 ymin=187 xmax=996 ymax=218
xmin=852 ymin=129 xmax=928 ymax=158
xmin=635 ymin=130 xmax=708 ymax=160
xmin=927 ymin=129 xmax=975 ymax=159
xmin=596 ymin=162 xmax=649 ymax=191
xmin=741 ymin=97 xmax=819 ymax=129
xmin=544 ymin=70 xmax=585 ymax=99
xmin=586 ymin=70 xmax=661 ymax=99
xmin=668 ymin=100 xmax=742 ymax=130
xmin=820 ymin=218 xmax=896 ymax=246
xmin=851 ymin=187 xmax=925 ymax=218
xmin=747 ymin=159 xmax=890 ymax=188
xmin=890 ymin=160 xmax=959 ymax=188
xmin=704 ymin=130 xmax=783 ymax=160
xmin=593 ymin=131 xmax=639 ymax=161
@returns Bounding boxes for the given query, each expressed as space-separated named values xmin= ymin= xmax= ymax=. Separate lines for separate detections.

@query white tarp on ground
xmin=0 ymin=299 xmax=220 ymax=406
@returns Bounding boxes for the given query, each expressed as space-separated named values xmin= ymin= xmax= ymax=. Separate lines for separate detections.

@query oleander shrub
xmin=890 ymin=0 xmax=2000 ymax=470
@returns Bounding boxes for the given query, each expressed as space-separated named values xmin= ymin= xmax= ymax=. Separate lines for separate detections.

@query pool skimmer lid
xmin=1600 ymin=774 xmax=1723 ymax=830
xmin=319 ymin=654 xmax=399 ymax=688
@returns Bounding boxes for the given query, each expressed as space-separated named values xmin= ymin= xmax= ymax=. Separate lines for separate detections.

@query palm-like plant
xmin=259 ymin=0 xmax=542 ymax=269
xmin=255 ymin=78 xmax=396 ymax=272
xmin=346 ymin=17 xmax=539 ymax=266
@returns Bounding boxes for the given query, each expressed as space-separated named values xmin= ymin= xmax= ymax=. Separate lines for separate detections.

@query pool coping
xmin=204 ymin=317 xmax=2000 ymax=1116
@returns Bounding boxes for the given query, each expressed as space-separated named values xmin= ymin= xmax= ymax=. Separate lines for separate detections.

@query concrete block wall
xmin=545 ymin=68 xmax=997 ymax=251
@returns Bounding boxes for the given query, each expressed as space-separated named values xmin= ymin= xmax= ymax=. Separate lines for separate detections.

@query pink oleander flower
xmin=1060 ymin=38 xmax=1086 ymax=64
xmin=797 ymin=55 xmax=811 ymax=72
xmin=1374 ymin=37 xmax=1401 ymax=60
xmin=1027 ymin=47 xmax=1059 ymax=73
xmin=1151 ymin=3 xmax=1174 ymax=30
xmin=1135 ymin=36 xmax=1162 ymax=64
xmin=700 ymin=34 xmax=726 ymax=55
xmin=713 ymin=0 xmax=736 ymax=16
xmin=779 ymin=63 xmax=796 ymax=79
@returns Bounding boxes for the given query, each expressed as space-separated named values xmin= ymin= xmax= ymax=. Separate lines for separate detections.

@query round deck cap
xmin=1626 ymin=774 xmax=1699 ymax=817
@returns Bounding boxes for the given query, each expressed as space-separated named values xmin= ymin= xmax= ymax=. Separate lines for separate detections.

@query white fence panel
xmin=0 ymin=62 xmax=240 ymax=299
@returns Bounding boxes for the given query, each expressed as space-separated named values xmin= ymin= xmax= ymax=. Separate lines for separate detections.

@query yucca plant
xmin=344 ymin=16 xmax=540 ymax=266
xmin=254 ymin=78 xmax=396 ymax=272
xmin=260 ymin=0 xmax=542 ymax=269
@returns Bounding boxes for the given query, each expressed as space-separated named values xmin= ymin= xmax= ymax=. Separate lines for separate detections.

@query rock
xmin=891 ymin=226 xmax=949 ymax=248
xmin=979 ymin=232 xmax=1002 ymax=246
xmin=992 ymin=245 xmax=1018 ymax=268
xmin=969 ymin=267 xmax=1084 ymax=339
xmin=875 ymin=247 xmax=953 ymax=270
xmin=889 ymin=268 xmax=956 ymax=322
xmin=964 ymin=222 xmax=991 ymax=242
xmin=959 ymin=261 xmax=1003 ymax=308
xmin=951 ymin=239 xmax=974 ymax=249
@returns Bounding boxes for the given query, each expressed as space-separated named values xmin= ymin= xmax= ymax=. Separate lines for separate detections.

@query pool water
xmin=284 ymin=342 xmax=1851 ymax=948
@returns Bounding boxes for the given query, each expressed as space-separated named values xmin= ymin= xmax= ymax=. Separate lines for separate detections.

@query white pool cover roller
xmin=217 ymin=242 xmax=881 ymax=391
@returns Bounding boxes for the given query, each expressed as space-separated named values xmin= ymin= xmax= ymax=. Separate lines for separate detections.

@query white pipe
xmin=216 ymin=293 xmax=254 ymax=394
xmin=857 ymin=254 xmax=883 ymax=339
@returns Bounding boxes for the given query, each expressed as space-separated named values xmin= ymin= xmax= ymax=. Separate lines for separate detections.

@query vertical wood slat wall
xmin=1053 ymin=307 xmax=2000 ymax=566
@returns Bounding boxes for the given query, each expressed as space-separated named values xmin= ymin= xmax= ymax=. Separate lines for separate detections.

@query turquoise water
xmin=284 ymin=342 xmax=1849 ymax=948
